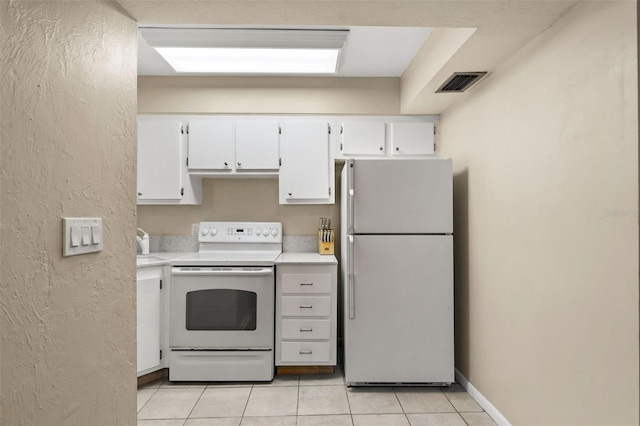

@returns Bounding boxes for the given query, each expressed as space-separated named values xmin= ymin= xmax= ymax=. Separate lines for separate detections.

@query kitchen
xmin=1 ymin=1 xmax=638 ymax=426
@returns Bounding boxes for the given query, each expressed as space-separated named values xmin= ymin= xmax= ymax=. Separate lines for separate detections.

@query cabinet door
xmin=281 ymin=122 xmax=330 ymax=201
xmin=188 ymin=121 xmax=234 ymax=170
xmin=137 ymin=120 xmax=183 ymax=200
xmin=340 ymin=121 xmax=386 ymax=155
xmin=390 ymin=122 xmax=435 ymax=155
xmin=137 ymin=274 xmax=161 ymax=374
xmin=235 ymin=122 xmax=280 ymax=170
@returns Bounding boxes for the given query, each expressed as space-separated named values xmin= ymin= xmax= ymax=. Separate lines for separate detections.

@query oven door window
xmin=186 ymin=289 xmax=257 ymax=331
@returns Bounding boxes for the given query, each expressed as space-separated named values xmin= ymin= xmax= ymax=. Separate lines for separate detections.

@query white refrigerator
xmin=341 ymin=158 xmax=454 ymax=385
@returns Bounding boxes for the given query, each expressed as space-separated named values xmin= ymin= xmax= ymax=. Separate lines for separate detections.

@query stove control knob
xmin=256 ymin=228 xmax=262 ymax=236
xmin=209 ymin=227 xmax=218 ymax=236
xmin=271 ymin=228 xmax=279 ymax=237
xmin=201 ymin=228 xmax=209 ymax=236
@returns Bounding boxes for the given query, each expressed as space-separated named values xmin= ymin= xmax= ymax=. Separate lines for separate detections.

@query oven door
xmin=170 ymin=266 xmax=274 ymax=349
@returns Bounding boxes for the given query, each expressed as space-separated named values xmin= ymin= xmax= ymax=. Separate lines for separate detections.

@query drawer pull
xmin=299 ymin=350 xmax=313 ymax=355
xmin=300 ymin=328 xmax=313 ymax=332
xmin=300 ymin=282 xmax=314 ymax=286
xmin=299 ymin=305 xmax=313 ymax=309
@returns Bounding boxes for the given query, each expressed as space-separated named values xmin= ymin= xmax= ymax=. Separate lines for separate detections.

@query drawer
xmin=280 ymin=341 xmax=331 ymax=363
xmin=282 ymin=273 xmax=331 ymax=294
xmin=281 ymin=319 xmax=331 ymax=340
xmin=281 ymin=296 xmax=331 ymax=317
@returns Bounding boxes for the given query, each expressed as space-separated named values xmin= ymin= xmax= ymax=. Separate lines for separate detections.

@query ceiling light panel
xmin=156 ymin=47 xmax=340 ymax=74
xmin=140 ymin=28 xmax=349 ymax=74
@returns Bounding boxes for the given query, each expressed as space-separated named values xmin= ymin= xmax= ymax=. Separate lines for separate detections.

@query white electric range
xmin=169 ymin=221 xmax=282 ymax=382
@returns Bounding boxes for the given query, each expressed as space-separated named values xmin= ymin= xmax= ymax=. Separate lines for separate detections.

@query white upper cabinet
xmin=187 ymin=121 xmax=234 ymax=171
xmin=137 ymin=118 xmax=202 ymax=205
xmin=235 ymin=122 xmax=280 ymax=171
xmin=335 ymin=117 xmax=438 ymax=160
xmin=187 ymin=120 xmax=280 ymax=176
xmin=340 ymin=121 xmax=386 ymax=156
xmin=137 ymin=120 xmax=183 ymax=200
xmin=280 ymin=121 xmax=334 ymax=204
xmin=390 ymin=122 xmax=435 ymax=155
xmin=136 ymin=115 xmax=437 ymax=206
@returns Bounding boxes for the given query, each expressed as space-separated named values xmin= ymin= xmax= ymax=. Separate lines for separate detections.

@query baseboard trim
xmin=138 ymin=368 xmax=168 ymax=387
xmin=455 ymin=368 xmax=511 ymax=426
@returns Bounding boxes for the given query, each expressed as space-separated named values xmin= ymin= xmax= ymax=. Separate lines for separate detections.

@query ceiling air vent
xmin=436 ymin=72 xmax=487 ymax=93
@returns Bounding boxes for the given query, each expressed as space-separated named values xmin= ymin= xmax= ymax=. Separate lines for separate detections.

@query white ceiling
xmin=121 ymin=0 xmax=580 ymax=113
xmin=138 ymin=26 xmax=432 ymax=77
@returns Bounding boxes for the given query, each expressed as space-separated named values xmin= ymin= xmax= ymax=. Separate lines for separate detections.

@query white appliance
xmin=169 ymin=221 xmax=282 ymax=382
xmin=341 ymin=158 xmax=454 ymax=385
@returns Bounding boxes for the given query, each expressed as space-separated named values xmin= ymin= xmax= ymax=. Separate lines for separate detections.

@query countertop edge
xmin=275 ymin=252 xmax=338 ymax=265
xmin=138 ymin=251 xmax=338 ymax=268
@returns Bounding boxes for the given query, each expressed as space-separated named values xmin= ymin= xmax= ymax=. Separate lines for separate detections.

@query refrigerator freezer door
xmin=344 ymin=235 xmax=454 ymax=384
xmin=346 ymin=159 xmax=453 ymax=234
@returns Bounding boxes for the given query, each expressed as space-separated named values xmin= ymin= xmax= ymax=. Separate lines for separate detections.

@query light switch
xmin=81 ymin=227 xmax=90 ymax=246
xmin=91 ymin=226 xmax=101 ymax=245
xmin=70 ymin=226 xmax=81 ymax=247
xmin=63 ymin=218 xmax=103 ymax=257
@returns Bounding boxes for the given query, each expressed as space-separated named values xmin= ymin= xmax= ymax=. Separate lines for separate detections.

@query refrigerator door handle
xmin=348 ymin=235 xmax=355 ymax=319
xmin=347 ymin=159 xmax=355 ymax=234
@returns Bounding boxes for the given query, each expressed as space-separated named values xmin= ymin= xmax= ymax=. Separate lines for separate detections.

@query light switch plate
xmin=63 ymin=217 xmax=103 ymax=257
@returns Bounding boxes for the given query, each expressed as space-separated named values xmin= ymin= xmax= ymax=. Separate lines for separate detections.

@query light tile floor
xmin=138 ymin=367 xmax=497 ymax=426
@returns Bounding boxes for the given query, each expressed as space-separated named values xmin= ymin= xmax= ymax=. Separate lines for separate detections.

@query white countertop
xmin=137 ymin=251 xmax=338 ymax=268
xmin=275 ymin=252 xmax=338 ymax=265
xmin=136 ymin=252 xmax=194 ymax=268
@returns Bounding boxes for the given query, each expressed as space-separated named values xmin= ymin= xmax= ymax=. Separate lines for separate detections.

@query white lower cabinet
xmin=137 ymin=266 xmax=166 ymax=376
xmin=276 ymin=261 xmax=337 ymax=366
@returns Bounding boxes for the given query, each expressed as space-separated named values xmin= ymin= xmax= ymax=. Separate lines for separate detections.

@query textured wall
xmin=0 ymin=1 xmax=138 ymax=425
xmin=439 ymin=2 xmax=638 ymax=425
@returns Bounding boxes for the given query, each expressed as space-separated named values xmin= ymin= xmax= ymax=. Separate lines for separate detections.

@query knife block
xmin=318 ymin=229 xmax=335 ymax=255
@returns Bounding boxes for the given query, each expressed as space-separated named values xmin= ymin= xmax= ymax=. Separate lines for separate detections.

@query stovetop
xmin=172 ymin=221 xmax=283 ymax=266
xmin=171 ymin=250 xmax=282 ymax=266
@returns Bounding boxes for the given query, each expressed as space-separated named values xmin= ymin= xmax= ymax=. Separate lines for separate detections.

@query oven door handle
xmin=171 ymin=267 xmax=274 ymax=277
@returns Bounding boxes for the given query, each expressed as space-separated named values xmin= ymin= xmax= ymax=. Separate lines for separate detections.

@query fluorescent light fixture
xmin=156 ymin=47 xmax=340 ymax=74
xmin=140 ymin=28 xmax=349 ymax=75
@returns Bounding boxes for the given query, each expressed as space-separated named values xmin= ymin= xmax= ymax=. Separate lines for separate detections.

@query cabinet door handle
xmin=299 ymin=350 xmax=313 ymax=355
xmin=299 ymin=328 xmax=313 ymax=332
xmin=299 ymin=305 xmax=313 ymax=309
xmin=224 ymin=162 xmax=228 ymax=166
xmin=300 ymin=282 xmax=313 ymax=286
xmin=237 ymin=162 xmax=242 ymax=166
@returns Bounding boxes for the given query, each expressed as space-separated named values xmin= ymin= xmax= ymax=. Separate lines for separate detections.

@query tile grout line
xmin=240 ymin=382 xmax=254 ymax=421
xmin=392 ymin=387 xmax=406 ymax=415
xmin=184 ymin=384 xmax=207 ymax=420
xmin=392 ymin=386 xmax=412 ymax=425
xmin=137 ymin=385 xmax=161 ymax=416
xmin=344 ymin=381 xmax=355 ymax=425
xmin=295 ymin=377 xmax=301 ymax=426
xmin=295 ymin=377 xmax=301 ymax=420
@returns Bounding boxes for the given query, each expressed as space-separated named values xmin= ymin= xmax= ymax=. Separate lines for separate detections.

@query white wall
xmin=0 ymin=2 xmax=138 ymax=424
xmin=439 ymin=2 xmax=638 ymax=424
xmin=139 ymin=76 xmax=400 ymax=115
